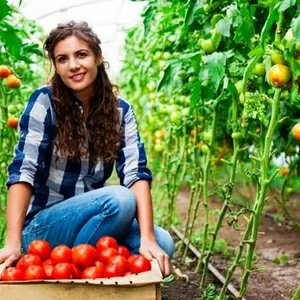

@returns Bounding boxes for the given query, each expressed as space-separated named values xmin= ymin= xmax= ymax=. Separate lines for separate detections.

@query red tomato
xmin=52 ymin=262 xmax=73 ymax=279
xmin=16 ymin=254 xmax=42 ymax=271
xmin=72 ymin=244 xmax=97 ymax=268
xmin=104 ymin=263 xmax=121 ymax=278
xmin=81 ymin=265 xmax=104 ymax=279
xmin=96 ymin=236 xmax=118 ymax=252
xmin=71 ymin=264 xmax=82 ymax=279
xmin=51 ymin=245 xmax=72 ymax=265
xmin=24 ymin=265 xmax=46 ymax=280
xmin=129 ymin=256 xmax=151 ymax=274
xmin=127 ymin=254 xmax=139 ymax=265
xmin=44 ymin=265 xmax=53 ymax=279
xmin=43 ymin=258 xmax=52 ymax=266
xmin=95 ymin=261 xmax=106 ymax=275
xmin=28 ymin=240 xmax=52 ymax=260
xmin=98 ymin=247 xmax=118 ymax=264
xmin=118 ymin=246 xmax=131 ymax=258
xmin=1 ymin=267 xmax=24 ymax=281
xmin=108 ymin=255 xmax=129 ymax=276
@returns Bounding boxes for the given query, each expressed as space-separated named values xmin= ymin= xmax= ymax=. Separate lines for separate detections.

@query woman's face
xmin=54 ymin=35 xmax=100 ymax=99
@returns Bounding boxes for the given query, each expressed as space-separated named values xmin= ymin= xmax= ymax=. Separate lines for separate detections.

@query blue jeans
xmin=21 ymin=185 xmax=174 ymax=258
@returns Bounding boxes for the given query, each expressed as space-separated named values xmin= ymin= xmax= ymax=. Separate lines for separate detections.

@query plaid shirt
xmin=7 ymin=86 xmax=152 ymax=224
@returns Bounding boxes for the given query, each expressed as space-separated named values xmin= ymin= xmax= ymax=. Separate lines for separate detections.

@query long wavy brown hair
xmin=44 ymin=21 xmax=120 ymax=163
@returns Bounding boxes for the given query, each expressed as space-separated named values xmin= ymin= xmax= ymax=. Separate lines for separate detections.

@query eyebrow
xmin=55 ymin=49 xmax=89 ymax=60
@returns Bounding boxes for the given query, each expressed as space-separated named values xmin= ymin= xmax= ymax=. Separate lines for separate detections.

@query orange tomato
xmin=0 ymin=65 xmax=12 ymax=78
xmin=279 ymin=168 xmax=289 ymax=176
xmin=7 ymin=116 xmax=19 ymax=129
xmin=5 ymin=74 xmax=21 ymax=88
xmin=291 ymin=123 xmax=300 ymax=141
xmin=268 ymin=64 xmax=291 ymax=87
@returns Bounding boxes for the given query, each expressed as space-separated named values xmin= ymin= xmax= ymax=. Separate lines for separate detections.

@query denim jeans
xmin=21 ymin=185 xmax=174 ymax=258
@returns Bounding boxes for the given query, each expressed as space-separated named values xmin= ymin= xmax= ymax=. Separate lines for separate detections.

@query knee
xmin=105 ymin=185 xmax=136 ymax=216
xmin=155 ymin=226 xmax=175 ymax=259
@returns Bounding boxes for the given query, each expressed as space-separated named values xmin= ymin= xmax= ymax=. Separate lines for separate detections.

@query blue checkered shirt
xmin=7 ymin=86 xmax=152 ymax=224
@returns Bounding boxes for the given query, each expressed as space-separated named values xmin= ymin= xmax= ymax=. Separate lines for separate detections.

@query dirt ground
xmin=161 ymin=188 xmax=300 ymax=300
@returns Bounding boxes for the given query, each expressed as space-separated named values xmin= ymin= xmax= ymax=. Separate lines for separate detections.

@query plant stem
xmin=195 ymin=107 xmax=217 ymax=274
xmin=238 ymin=88 xmax=281 ymax=299
xmin=200 ymin=95 xmax=240 ymax=289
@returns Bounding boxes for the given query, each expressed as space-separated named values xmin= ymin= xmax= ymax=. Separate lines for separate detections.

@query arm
xmin=116 ymin=101 xmax=170 ymax=275
xmin=130 ymin=180 xmax=171 ymax=276
xmin=0 ymin=183 xmax=32 ymax=268
xmin=0 ymin=88 xmax=53 ymax=270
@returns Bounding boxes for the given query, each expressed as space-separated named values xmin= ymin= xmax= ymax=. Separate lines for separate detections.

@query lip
xmin=69 ymin=72 xmax=86 ymax=82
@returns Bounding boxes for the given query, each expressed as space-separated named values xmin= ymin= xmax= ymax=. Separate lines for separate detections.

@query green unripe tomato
xmin=7 ymin=104 xmax=17 ymax=114
xmin=199 ymin=39 xmax=216 ymax=54
xmin=235 ymin=80 xmax=244 ymax=94
xmin=202 ymin=131 xmax=212 ymax=142
xmin=154 ymin=143 xmax=164 ymax=153
xmin=253 ymin=63 xmax=266 ymax=76
xmin=188 ymin=76 xmax=197 ymax=83
xmin=201 ymin=144 xmax=209 ymax=154
xmin=271 ymin=51 xmax=285 ymax=64
xmin=181 ymin=107 xmax=190 ymax=117
xmin=231 ymin=132 xmax=243 ymax=140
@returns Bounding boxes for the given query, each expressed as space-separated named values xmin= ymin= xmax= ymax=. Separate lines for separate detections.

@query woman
xmin=0 ymin=21 xmax=173 ymax=276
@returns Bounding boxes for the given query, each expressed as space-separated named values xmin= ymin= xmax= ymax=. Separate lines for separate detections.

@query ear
xmin=96 ymin=56 xmax=102 ymax=66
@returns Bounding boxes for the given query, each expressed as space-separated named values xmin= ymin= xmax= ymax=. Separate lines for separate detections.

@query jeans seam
xmin=85 ymin=214 xmax=106 ymax=244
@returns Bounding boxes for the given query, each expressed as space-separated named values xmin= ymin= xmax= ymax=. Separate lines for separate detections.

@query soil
xmin=161 ymin=187 xmax=300 ymax=300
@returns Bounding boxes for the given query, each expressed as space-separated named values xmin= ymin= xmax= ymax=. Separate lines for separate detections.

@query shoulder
xmin=117 ymin=96 xmax=131 ymax=113
xmin=27 ymin=85 xmax=54 ymax=109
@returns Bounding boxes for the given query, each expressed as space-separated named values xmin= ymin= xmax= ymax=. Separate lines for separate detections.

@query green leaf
xmin=279 ymin=0 xmax=296 ymax=11
xmin=184 ymin=0 xmax=198 ymax=26
xmin=216 ymin=18 xmax=232 ymax=37
xmin=234 ymin=6 xmax=255 ymax=45
xmin=142 ymin=4 xmax=155 ymax=37
xmin=200 ymin=52 xmax=227 ymax=98
xmin=291 ymin=15 xmax=300 ymax=43
xmin=191 ymin=81 xmax=201 ymax=109
xmin=0 ymin=22 xmax=22 ymax=59
xmin=0 ymin=0 xmax=11 ymax=22
xmin=260 ymin=8 xmax=279 ymax=49
xmin=157 ymin=63 xmax=173 ymax=91
xmin=22 ymin=43 xmax=43 ymax=57
xmin=242 ymin=50 xmax=264 ymax=93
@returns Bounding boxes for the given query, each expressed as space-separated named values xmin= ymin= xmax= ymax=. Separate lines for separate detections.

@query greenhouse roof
xmin=9 ymin=0 xmax=147 ymax=79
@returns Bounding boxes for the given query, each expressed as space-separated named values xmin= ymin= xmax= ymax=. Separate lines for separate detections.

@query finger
xmin=4 ymin=256 xmax=16 ymax=269
xmin=150 ymin=250 xmax=165 ymax=276
xmin=140 ymin=249 xmax=152 ymax=261
xmin=164 ymin=255 xmax=171 ymax=276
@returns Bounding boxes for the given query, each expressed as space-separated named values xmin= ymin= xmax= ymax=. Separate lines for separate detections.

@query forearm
xmin=5 ymin=182 xmax=32 ymax=247
xmin=129 ymin=180 xmax=155 ymax=241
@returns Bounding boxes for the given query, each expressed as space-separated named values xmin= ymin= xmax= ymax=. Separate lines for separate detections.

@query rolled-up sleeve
xmin=6 ymin=88 xmax=53 ymax=189
xmin=116 ymin=100 xmax=152 ymax=188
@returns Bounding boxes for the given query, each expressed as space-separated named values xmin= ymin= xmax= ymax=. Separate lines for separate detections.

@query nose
xmin=69 ymin=57 xmax=79 ymax=71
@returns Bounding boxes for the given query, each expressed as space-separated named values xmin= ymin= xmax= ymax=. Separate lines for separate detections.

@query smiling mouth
xmin=70 ymin=73 xmax=86 ymax=81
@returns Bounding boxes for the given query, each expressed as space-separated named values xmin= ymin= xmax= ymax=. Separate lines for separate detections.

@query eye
xmin=57 ymin=56 xmax=67 ymax=63
xmin=78 ymin=52 xmax=87 ymax=58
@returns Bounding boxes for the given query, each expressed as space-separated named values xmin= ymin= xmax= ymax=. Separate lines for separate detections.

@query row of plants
xmin=120 ymin=0 xmax=300 ymax=298
xmin=0 ymin=0 xmax=46 ymax=247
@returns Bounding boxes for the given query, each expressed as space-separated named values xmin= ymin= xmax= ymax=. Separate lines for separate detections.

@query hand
xmin=139 ymin=239 xmax=171 ymax=277
xmin=0 ymin=245 xmax=22 ymax=276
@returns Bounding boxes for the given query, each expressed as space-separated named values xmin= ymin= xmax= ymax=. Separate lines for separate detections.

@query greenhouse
xmin=0 ymin=0 xmax=300 ymax=299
